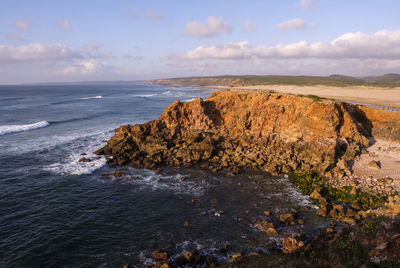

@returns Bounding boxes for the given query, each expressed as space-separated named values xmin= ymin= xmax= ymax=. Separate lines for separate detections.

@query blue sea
xmin=0 ymin=84 xmax=327 ymax=267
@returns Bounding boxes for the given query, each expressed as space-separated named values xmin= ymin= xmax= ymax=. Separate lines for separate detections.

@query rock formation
xmin=95 ymin=90 xmax=377 ymax=177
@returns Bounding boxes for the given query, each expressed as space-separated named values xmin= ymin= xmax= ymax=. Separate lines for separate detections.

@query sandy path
xmin=215 ymin=85 xmax=400 ymax=107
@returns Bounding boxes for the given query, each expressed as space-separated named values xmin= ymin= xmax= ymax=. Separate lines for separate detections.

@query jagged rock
xmin=95 ymin=90 xmax=372 ymax=177
xmin=280 ymin=213 xmax=295 ymax=224
xmin=151 ymin=250 xmax=168 ymax=261
xmin=255 ymin=220 xmax=274 ymax=232
xmin=183 ymin=251 xmax=192 ymax=261
xmin=78 ymin=157 xmax=91 ymax=162
xmin=231 ymin=253 xmax=241 ymax=259
xmin=282 ymin=237 xmax=305 ymax=253
xmin=266 ymin=227 xmax=279 ymax=236
xmin=112 ymin=171 xmax=124 ymax=177
xmin=184 ymin=220 xmax=190 ymax=228
xmin=368 ymin=160 xmax=381 ymax=169
xmin=263 ymin=210 xmax=271 ymax=216
xmin=326 ymin=227 xmax=335 ymax=233
xmin=316 ymin=206 xmax=328 ymax=217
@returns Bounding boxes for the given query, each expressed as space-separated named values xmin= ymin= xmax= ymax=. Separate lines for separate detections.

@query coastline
xmin=95 ymin=89 xmax=400 ymax=267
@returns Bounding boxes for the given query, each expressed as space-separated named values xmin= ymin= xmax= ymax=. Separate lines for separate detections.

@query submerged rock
xmin=78 ymin=157 xmax=91 ymax=163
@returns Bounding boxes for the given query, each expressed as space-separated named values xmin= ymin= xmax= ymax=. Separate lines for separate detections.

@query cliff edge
xmin=95 ymin=90 xmax=384 ymax=177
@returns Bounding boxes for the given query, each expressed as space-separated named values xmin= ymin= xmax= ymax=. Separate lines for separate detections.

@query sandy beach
xmin=216 ymin=85 xmax=400 ymax=107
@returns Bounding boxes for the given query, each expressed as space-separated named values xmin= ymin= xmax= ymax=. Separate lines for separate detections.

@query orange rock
xmin=151 ymin=250 xmax=168 ymax=261
xmin=282 ymin=237 xmax=305 ymax=254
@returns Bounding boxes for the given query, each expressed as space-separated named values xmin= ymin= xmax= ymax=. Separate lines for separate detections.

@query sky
xmin=1 ymin=0 xmax=400 ymax=84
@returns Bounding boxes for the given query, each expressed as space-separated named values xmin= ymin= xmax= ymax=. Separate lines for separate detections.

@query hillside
xmin=147 ymin=74 xmax=400 ymax=87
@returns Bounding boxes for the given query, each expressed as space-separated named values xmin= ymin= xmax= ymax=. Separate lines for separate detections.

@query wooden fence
xmin=344 ymin=101 xmax=400 ymax=112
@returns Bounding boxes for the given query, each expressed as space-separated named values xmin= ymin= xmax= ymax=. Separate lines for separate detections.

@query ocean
xmin=0 ymin=84 xmax=328 ymax=267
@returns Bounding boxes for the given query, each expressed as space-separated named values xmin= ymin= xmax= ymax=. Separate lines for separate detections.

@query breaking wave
xmin=0 ymin=121 xmax=50 ymax=136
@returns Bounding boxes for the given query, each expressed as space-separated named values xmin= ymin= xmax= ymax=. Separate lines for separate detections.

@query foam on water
xmin=44 ymin=155 xmax=106 ymax=175
xmin=112 ymin=170 xmax=210 ymax=196
xmin=130 ymin=93 xmax=158 ymax=98
xmin=43 ymin=131 xmax=111 ymax=175
xmin=0 ymin=121 xmax=50 ymax=136
xmin=79 ymin=96 xmax=103 ymax=100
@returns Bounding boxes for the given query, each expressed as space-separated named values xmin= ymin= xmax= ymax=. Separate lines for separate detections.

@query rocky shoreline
xmin=94 ymin=89 xmax=400 ymax=267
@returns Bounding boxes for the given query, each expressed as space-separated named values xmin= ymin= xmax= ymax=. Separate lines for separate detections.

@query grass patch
xmin=288 ymin=172 xmax=388 ymax=209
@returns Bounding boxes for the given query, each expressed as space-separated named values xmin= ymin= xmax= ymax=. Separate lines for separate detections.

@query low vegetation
xmin=148 ymin=74 xmax=400 ymax=88
xmin=288 ymin=172 xmax=388 ymax=210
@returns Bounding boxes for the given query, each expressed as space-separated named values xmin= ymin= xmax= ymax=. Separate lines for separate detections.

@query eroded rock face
xmin=95 ymin=90 xmax=373 ymax=176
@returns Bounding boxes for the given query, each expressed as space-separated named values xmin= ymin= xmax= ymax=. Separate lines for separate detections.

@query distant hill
xmin=148 ymin=74 xmax=400 ymax=87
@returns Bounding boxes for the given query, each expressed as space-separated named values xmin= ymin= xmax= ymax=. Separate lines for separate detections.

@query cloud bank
xmin=0 ymin=43 xmax=81 ymax=63
xmin=183 ymin=16 xmax=232 ymax=37
xmin=163 ymin=30 xmax=400 ymax=61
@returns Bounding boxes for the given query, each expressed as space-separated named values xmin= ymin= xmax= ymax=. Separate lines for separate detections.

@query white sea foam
xmin=79 ymin=95 xmax=103 ymax=100
xmin=113 ymin=170 xmax=210 ymax=196
xmin=183 ymin=98 xmax=196 ymax=102
xmin=44 ymin=155 xmax=106 ymax=175
xmin=0 ymin=121 xmax=50 ymax=136
xmin=132 ymin=94 xmax=157 ymax=98
xmin=162 ymin=90 xmax=172 ymax=95
xmin=42 ymin=131 xmax=111 ymax=175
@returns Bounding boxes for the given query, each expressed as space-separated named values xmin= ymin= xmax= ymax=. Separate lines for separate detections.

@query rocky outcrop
xmin=96 ymin=90 xmax=374 ymax=177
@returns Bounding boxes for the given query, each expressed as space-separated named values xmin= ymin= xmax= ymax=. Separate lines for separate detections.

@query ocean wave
xmin=183 ymin=98 xmax=196 ymax=102
xmin=131 ymin=94 xmax=157 ymax=98
xmin=106 ymin=170 xmax=210 ymax=196
xmin=0 ymin=121 xmax=49 ymax=136
xmin=44 ymin=155 xmax=106 ymax=175
xmin=162 ymin=90 xmax=172 ymax=95
xmin=42 ymin=132 xmax=110 ymax=175
xmin=79 ymin=95 xmax=103 ymax=100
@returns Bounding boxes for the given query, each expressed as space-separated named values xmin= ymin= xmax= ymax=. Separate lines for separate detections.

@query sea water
xmin=0 ymin=84 xmax=328 ymax=267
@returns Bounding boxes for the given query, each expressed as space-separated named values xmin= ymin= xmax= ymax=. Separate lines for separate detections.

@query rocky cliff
xmin=95 ymin=90 xmax=379 ymax=177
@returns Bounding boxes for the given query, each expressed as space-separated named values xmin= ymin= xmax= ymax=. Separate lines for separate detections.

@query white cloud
xmin=277 ymin=18 xmax=315 ymax=30
xmin=299 ymin=0 xmax=316 ymax=10
xmin=63 ymin=60 xmax=107 ymax=75
xmin=0 ymin=43 xmax=81 ymax=63
xmin=58 ymin=18 xmax=72 ymax=30
xmin=162 ymin=42 xmax=252 ymax=60
xmin=146 ymin=9 xmax=165 ymax=20
xmin=243 ymin=20 xmax=257 ymax=32
xmin=162 ymin=30 xmax=400 ymax=61
xmin=183 ymin=16 xmax=232 ymax=37
xmin=14 ymin=20 xmax=30 ymax=30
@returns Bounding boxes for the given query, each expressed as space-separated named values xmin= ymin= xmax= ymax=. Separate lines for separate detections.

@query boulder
xmin=282 ymin=237 xmax=305 ymax=254
xmin=280 ymin=213 xmax=295 ymax=224
xmin=78 ymin=157 xmax=91 ymax=162
xmin=151 ymin=250 xmax=168 ymax=261
xmin=368 ymin=160 xmax=381 ymax=169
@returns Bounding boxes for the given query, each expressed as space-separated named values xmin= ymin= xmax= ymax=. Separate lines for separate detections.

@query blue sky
xmin=1 ymin=0 xmax=400 ymax=84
